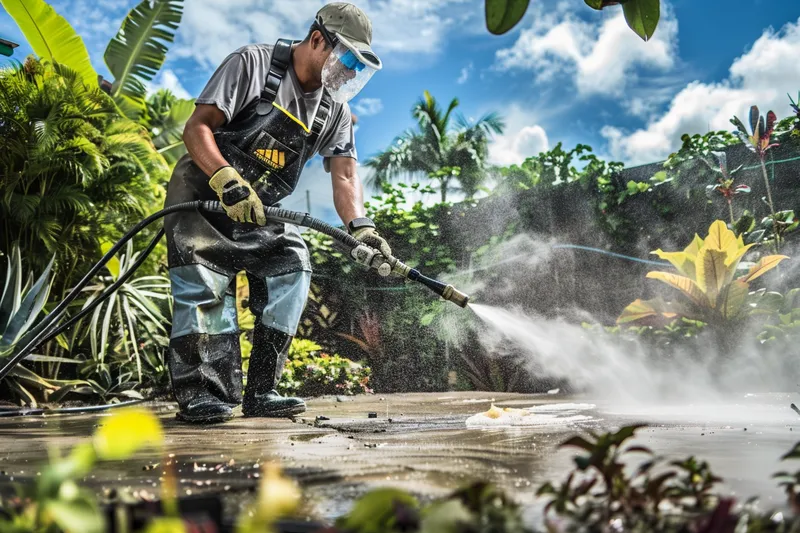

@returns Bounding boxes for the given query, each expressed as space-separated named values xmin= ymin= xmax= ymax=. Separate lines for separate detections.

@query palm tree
xmin=366 ymin=91 xmax=505 ymax=203
xmin=0 ymin=58 xmax=169 ymax=291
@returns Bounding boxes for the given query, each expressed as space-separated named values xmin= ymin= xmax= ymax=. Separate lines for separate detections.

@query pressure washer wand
xmin=226 ymin=201 xmax=471 ymax=308
xmin=0 ymin=200 xmax=470 ymax=383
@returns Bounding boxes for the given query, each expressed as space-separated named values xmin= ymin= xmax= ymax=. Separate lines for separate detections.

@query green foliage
xmin=366 ymin=91 xmax=504 ymax=202
xmin=0 ymin=244 xmax=66 ymax=405
xmin=485 ymin=0 xmax=662 ymax=41
xmin=143 ymin=89 xmax=194 ymax=167
xmin=0 ymin=0 xmax=97 ymax=86
xmin=104 ymin=0 xmax=184 ymax=119
xmin=0 ymin=59 xmax=168 ymax=290
xmin=277 ymin=338 xmax=372 ymax=397
xmin=0 ymin=407 xmax=165 ymax=533
xmin=66 ymin=239 xmax=171 ymax=401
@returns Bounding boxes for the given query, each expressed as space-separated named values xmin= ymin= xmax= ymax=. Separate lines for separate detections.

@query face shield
xmin=321 ymin=38 xmax=380 ymax=104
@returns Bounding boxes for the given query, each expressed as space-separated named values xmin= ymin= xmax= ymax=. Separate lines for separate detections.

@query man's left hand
xmin=351 ymin=226 xmax=392 ymax=259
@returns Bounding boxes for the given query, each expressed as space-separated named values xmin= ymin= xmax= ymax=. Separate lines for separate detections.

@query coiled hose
xmin=0 ymin=200 xmax=469 ymax=386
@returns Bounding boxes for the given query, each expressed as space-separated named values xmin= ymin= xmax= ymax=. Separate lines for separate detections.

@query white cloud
xmin=147 ymin=69 xmax=192 ymax=99
xmin=173 ymin=0 xmax=478 ymax=70
xmin=495 ymin=5 xmax=678 ymax=97
xmin=488 ymin=104 xmax=550 ymax=166
xmin=603 ymin=17 xmax=800 ymax=165
xmin=457 ymin=62 xmax=473 ymax=84
xmin=352 ymin=98 xmax=383 ymax=117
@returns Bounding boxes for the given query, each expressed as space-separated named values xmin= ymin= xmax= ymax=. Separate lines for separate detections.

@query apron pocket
xmin=223 ymin=144 xmax=295 ymax=201
xmin=247 ymin=131 xmax=300 ymax=172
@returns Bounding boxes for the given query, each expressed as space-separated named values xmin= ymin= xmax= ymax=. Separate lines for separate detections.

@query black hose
xmin=0 ymin=200 xmax=465 ymax=384
xmin=37 ymin=228 xmax=166 ymax=348
xmin=0 ymin=202 xmax=200 ymax=382
xmin=0 ymin=399 xmax=145 ymax=418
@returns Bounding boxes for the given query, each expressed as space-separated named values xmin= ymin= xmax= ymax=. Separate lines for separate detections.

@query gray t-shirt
xmin=195 ymin=43 xmax=357 ymax=172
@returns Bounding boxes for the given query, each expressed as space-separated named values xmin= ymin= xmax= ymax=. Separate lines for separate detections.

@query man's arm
xmin=183 ymin=104 xmax=230 ymax=177
xmin=329 ymin=156 xmax=366 ymax=225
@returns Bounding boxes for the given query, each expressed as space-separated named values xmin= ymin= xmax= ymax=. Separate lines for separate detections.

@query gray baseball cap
xmin=316 ymin=2 xmax=382 ymax=70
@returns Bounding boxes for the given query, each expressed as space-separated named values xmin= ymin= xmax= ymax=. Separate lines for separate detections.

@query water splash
xmin=468 ymin=303 xmax=800 ymax=406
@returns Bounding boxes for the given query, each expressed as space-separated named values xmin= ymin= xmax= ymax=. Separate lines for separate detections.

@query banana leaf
xmin=0 ymin=0 xmax=97 ymax=87
xmin=104 ymin=0 xmax=184 ymax=118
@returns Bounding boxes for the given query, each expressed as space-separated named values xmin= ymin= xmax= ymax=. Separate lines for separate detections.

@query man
xmin=164 ymin=2 xmax=392 ymax=424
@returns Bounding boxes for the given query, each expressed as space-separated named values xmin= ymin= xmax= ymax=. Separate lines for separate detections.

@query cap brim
xmin=336 ymin=33 xmax=382 ymax=70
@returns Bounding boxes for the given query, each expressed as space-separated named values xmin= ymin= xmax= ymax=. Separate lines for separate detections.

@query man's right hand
xmin=209 ymin=166 xmax=267 ymax=225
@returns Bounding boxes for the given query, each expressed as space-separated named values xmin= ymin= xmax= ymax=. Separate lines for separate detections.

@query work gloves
xmin=209 ymin=166 xmax=266 ymax=225
xmin=348 ymin=218 xmax=392 ymax=258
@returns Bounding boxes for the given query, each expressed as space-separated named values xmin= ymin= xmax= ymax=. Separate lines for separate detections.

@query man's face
xmin=308 ymin=30 xmax=334 ymax=85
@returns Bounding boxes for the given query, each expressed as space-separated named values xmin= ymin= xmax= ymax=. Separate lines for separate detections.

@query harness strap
xmin=310 ymin=94 xmax=332 ymax=144
xmin=257 ymin=38 xmax=294 ymax=114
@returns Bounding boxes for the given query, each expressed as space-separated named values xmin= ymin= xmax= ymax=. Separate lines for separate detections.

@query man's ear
xmin=310 ymin=30 xmax=326 ymax=51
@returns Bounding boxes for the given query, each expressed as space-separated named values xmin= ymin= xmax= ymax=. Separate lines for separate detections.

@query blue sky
xmin=2 ymin=0 xmax=800 ymax=222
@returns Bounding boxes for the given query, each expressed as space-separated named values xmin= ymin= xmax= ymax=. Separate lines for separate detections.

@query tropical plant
xmin=731 ymin=105 xmax=781 ymax=250
xmin=618 ymin=220 xmax=789 ymax=327
xmin=0 ymin=58 xmax=168 ymax=291
xmin=701 ymin=151 xmax=749 ymax=224
xmin=69 ymin=239 xmax=171 ymax=396
xmin=484 ymin=0 xmax=661 ymax=42
xmin=366 ymin=91 xmax=505 ymax=203
xmin=104 ymin=0 xmax=183 ymax=118
xmin=0 ymin=0 xmax=97 ymax=85
xmin=0 ymin=244 xmax=72 ymax=405
xmin=144 ymin=89 xmax=195 ymax=166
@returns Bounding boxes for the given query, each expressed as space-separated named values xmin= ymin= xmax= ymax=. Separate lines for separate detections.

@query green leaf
xmin=45 ymin=497 xmax=105 ymax=533
xmin=336 ymin=488 xmax=419 ymax=533
xmin=485 ymin=0 xmax=530 ymax=35
xmin=584 ymin=0 xmax=603 ymax=9
xmin=0 ymin=0 xmax=98 ymax=86
xmin=104 ymin=0 xmax=184 ymax=117
xmin=0 ymin=253 xmax=54 ymax=348
xmin=0 ymin=245 xmax=23 ymax=336
xmin=622 ymin=0 xmax=660 ymax=42
xmin=419 ymin=500 xmax=473 ymax=533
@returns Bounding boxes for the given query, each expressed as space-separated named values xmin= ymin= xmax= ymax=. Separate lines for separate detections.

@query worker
xmin=163 ymin=2 xmax=392 ymax=423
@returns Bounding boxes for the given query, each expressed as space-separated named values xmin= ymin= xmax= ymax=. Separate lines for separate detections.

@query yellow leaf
xmin=141 ymin=518 xmax=187 ymax=533
xmin=724 ymin=243 xmax=755 ymax=267
xmin=739 ymin=255 xmax=790 ymax=283
xmin=683 ymin=234 xmax=704 ymax=257
xmin=719 ymin=280 xmax=749 ymax=319
xmin=695 ymin=248 xmax=729 ymax=308
xmin=93 ymin=407 xmax=163 ymax=461
xmin=704 ymin=220 xmax=737 ymax=252
xmin=100 ymin=242 xmax=120 ymax=281
xmin=651 ymin=250 xmax=692 ymax=276
xmin=647 ymin=271 xmax=708 ymax=307
xmin=617 ymin=298 xmax=676 ymax=324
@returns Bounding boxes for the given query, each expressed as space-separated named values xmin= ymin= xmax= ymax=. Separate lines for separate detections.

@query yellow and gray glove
xmin=348 ymin=217 xmax=392 ymax=258
xmin=209 ymin=166 xmax=266 ymax=226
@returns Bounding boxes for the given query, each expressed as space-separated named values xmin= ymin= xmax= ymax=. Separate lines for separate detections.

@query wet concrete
xmin=0 ymin=391 xmax=798 ymax=526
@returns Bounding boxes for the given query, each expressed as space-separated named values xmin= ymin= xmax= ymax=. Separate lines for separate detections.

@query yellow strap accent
xmin=272 ymin=102 xmax=310 ymax=133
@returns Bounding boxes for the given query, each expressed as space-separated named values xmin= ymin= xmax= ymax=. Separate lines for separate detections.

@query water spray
xmin=0 ymin=201 xmax=470 ymax=383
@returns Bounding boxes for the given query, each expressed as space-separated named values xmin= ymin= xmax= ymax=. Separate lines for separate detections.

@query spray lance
xmin=0 ymin=200 xmax=470 ymax=383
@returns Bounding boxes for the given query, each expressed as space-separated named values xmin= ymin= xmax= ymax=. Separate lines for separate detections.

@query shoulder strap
xmin=256 ymin=38 xmax=295 ymax=114
xmin=309 ymin=92 xmax=332 ymax=143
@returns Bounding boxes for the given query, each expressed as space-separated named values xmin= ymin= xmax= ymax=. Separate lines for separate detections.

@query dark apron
xmin=164 ymin=39 xmax=331 ymax=280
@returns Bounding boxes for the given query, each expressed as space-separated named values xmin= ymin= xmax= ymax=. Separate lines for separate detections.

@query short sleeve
xmin=195 ymin=52 xmax=252 ymax=124
xmin=319 ymin=103 xmax=358 ymax=173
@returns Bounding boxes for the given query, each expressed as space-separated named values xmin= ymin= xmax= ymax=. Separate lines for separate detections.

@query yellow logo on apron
xmin=253 ymin=149 xmax=286 ymax=170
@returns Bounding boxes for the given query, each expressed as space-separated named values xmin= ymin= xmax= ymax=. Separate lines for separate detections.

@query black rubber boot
xmin=243 ymin=275 xmax=306 ymax=418
xmin=168 ymin=333 xmax=243 ymax=424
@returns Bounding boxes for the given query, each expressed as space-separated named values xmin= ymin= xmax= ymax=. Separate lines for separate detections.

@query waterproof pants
xmin=167 ymin=263 xmax=311 ymax=412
